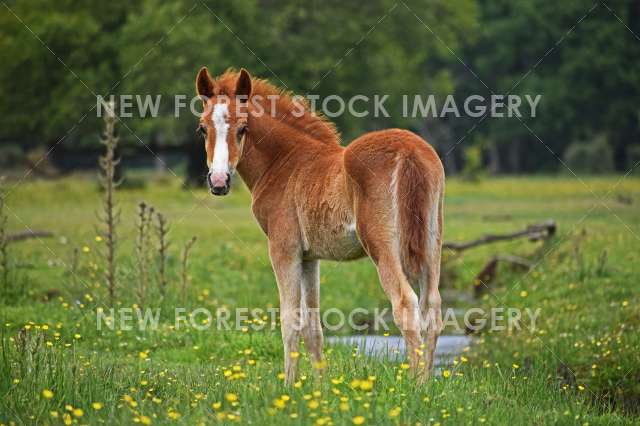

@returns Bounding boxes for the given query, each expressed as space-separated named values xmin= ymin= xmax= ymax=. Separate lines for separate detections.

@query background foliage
xmin=1 ymin=0 xmax=639 ymax=175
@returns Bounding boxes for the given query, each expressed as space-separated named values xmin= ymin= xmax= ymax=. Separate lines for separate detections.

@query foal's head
xmin=195 ymin=67 xmax=252 ymax=196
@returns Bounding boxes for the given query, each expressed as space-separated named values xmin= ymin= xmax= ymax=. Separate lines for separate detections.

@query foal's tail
xmin=398 ymin=155 xmax=444 ymax=279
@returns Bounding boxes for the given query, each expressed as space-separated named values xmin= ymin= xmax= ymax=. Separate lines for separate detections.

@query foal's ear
xmin=235 ymin=68 xmax=252 ymax=102
xmin=196 ymin=66 xmax=215 ymax=99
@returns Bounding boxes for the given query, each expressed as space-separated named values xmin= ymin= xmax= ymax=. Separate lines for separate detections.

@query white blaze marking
xmin=211 ymin=103 xmax=229 ymax=175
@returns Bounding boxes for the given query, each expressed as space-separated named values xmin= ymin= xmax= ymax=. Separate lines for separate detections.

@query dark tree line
xmin=1 ymin=0 xmax=638 ymax=175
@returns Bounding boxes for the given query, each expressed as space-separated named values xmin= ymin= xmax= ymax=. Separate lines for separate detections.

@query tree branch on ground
xmin=444 ymin=220 xmax=556 ymax=252
xmin=6 ymin=231 xmax=54 ymax=243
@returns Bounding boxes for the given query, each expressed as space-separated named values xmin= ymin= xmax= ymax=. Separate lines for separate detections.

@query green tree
xmin=0 ymin=0 xmax=132 ymax=147
xmin=461 ymin=0 xmax=640 ymax=173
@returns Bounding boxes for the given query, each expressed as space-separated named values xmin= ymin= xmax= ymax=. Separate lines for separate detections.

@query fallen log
xmin=444 ymin=220 xmax=556 ymax=252
xmin=6 ymin=230 xmax=54 ymax=243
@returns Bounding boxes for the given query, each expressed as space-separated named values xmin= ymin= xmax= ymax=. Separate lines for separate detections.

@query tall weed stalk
xmin=98 ymin=101 xmax=120 ymax=305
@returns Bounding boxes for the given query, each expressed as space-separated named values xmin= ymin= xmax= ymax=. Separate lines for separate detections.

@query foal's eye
xmin=196 ymin=124 xmax=207 ymax=138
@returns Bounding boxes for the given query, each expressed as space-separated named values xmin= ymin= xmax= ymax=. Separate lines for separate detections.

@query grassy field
xmin=1 ymin=174 xmax=639 ymax=425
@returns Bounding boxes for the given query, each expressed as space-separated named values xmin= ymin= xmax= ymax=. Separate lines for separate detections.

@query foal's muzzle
xmin=207 ymin=171 xmax=230 ymax=196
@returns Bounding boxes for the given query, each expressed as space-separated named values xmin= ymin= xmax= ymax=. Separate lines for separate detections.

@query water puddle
xmin=327 ymin=289 xmax=475 ymax=369
xmin=327 ymin=334 xmax=473 ymax=367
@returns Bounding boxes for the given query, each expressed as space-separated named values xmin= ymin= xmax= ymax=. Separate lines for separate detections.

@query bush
xmin=626 ymin=144 xmax=640 ymax=171
xmin=563 ymin=135 xmax=614 ymax=174
xmin=461 ymin=145 xmax=485 ymax=182
xmin=0 ymin=144 xmax=24 ymax=169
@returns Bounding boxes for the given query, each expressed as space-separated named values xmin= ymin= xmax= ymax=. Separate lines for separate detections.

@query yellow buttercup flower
xmin=352 ymin=415 xmax=365 ymax=425
xmin=42 ymin=389 xmax=54 ymax=399
xmin=225 ymin=393 xmax=238 ymax=402
xmin=359 ymin=380 xmax=373 ymax=391
xmin=313 ymin=360 xmax=327 ymax=369
xmin=92 ymin=402 xmax=103 ymax=410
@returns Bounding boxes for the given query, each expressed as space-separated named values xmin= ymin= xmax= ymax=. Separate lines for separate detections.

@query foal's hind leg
xmin=418 ymin=196 xmax=444 ymax=378
xmin=374 ymin=252 xmax=423 ymax=371
xmin=358 ymin=217 xmax=423 ymax=370
xmin=417 ymin=270 xmax=443 ymax=377
xmin=354 ymin=190 xmax=424 ymax=373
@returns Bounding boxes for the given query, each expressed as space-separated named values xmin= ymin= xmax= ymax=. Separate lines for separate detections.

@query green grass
xmin=1 ymin=173 xmax=639 ymax=425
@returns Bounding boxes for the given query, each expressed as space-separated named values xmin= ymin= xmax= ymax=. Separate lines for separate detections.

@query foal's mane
xmin=215 ymin=69 xmax=340 ymax=146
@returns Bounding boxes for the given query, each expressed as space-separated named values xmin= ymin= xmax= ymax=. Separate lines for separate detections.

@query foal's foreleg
xmin=300 ymin=260 xmax=324 ymax=372
xmin=269 ymin=244 xmax=303 ymax=385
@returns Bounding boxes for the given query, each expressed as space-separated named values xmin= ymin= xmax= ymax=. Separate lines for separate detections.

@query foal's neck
xmin=236 ymin=114 xmax=338 ymax=192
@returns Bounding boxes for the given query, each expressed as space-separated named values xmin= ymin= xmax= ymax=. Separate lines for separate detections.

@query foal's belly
xmin=296 ymin=156 xmax=366 ymax=261
xmin=302 ymin=205 xmax=366 ymax=260
xmin=301 ymin=217 xmax=366 ymax=261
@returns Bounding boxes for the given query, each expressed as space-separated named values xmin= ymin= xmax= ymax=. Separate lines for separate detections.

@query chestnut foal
xmin=196 ymin=67 xmax=444 ymax=384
